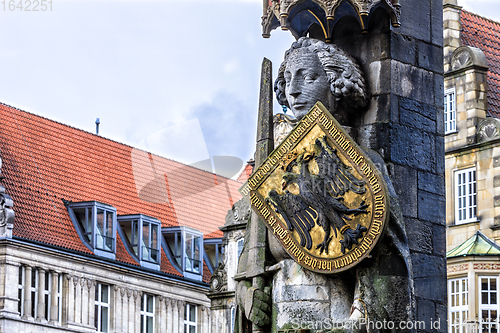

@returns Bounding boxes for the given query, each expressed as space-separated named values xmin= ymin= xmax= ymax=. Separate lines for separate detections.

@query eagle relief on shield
xmin=240 ymin=102 xmax=389 ymax=273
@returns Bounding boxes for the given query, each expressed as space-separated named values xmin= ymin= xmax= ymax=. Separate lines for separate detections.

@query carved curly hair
xmin=274 ymin=37 xmax=368 ymax=111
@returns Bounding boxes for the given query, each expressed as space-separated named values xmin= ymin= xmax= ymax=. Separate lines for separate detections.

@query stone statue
xmin=236 ymin=37 xmax=414 ymax=333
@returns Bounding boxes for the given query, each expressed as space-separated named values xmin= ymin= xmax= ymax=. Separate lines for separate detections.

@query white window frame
xmin=57 ymin=274 xmax=62 ymax=323
xmin=43 ymin=271 xmax=51 ymax=321
xmin=445 ymin=87 xmax=457 ymax=134
xmin=455 ymin=167 xmax=477 ymax=224
xmin=184 ymin=303 xmax=197 ymax=333
xmin=449 ymin=277 xmax=468 ymax=333
xmin=30 ymin=269 xmax=38 ymax=319
xmin=18 ymin=265 xmax=24 ymax=317
xmin=95 ymin=283 xmax=110 ymax=333
xmin=140 ymin=294 xmax=155 ymax=333
xmin=479 ymin=276 xmax=499 ymax=333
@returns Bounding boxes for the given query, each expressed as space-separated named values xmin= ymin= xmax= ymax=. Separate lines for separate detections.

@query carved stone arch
xmin=450 ymin=46 xmax=488 ymax=72
xmin=477 ymin=118 xmax=500 ymax=143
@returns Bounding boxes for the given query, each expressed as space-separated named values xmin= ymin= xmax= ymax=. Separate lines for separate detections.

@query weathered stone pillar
xmin=0 ymin=260 xmax=20 ymax=318
xmin=157 ymin=296 xmax=165 ymax=333
xmin=134 ymin=291 xmax=141 ymax=333
xmin=22 ymin=265 xmax=32 ymax=319
xmin=166 ymin=297 xmax=173 ymax=333
xmin=88 ymin=280 xmax=96 ymax=328
xmin=74 ymin=277 xmax=82 ymax=324
xmin=172 ymin=298 xmax=179 ymax=332
xmin=80 ymin=278 xmax=89 ymax=325
xmin=127 ymin=289 xmax=134 ymax=332
xmin=49 ymin=271 xmax=59 ymax=324
xmin=113 ymin=286 xmax=122 ymax=332
xmin=36 ymin=268 xmax=46 ymax=322
xmin=178 ymin=300 xmax=185 ymax=333
xmin=64 ymin=274 xmax=75 ymax=324
xmin=201 ymin=305 xmax=209 ymax=333
xmin=121 ymin=288 xmax=128 ymax=331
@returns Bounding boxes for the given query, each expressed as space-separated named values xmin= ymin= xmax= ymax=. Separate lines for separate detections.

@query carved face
xmin=284 ymin=49 xmax=333 ymax=119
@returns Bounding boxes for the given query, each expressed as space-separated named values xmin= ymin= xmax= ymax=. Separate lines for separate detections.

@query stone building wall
xmin=330 ymin=0 xmax=447 ymax=330
xmin=0 ymin=239 xmax=210 ymax=333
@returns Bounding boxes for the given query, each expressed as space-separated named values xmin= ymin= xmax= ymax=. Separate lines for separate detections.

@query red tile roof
xmin=461 ymin=10 xmax=500 ymax=118
xmin=236 ymin=163 xmax=253 ymax=183
xmin=0 ymin=102 xmax=242 ymax=281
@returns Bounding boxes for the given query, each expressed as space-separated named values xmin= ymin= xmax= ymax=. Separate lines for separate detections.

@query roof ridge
xmin=0 ymin=101 xmax=240 ymax=182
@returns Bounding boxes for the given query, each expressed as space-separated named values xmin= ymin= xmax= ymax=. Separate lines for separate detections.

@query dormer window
xmin=163 ymin=227 xmax=203 ymax=280
xmin=67 ymin=201 xmax=117 ymax=259
xmin=204 ymin=238 xmax=223 ymax=273
xmin=117 ymin=214 xmax=161 ymax=270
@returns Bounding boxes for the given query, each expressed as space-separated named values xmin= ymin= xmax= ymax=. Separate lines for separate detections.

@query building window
xmin=140 ymin=294 xmax=155 ymax=333
xmin=118 ymin=214 xmax=161 ymax=268
xmin=230 ymin=306 xmax=236 ymax=333
xmin=95 ymin=283 xmax=110 ymax=333
xmin=43 ymin=271 xmax=51 ymax=321
xmin=237 ymin=238 xmax=244 ymax=259
xmin=449 ymin=277 xmax=468 ymax=333
xmin=455 ymin=167 xmax=477 ymax=224
xmin=18 ymin=266 xmax=24 ymax=316
xmin=204 ymin=238 xmax=223 ymax=272
xmin=479 ymin=276 xmax=499 ymax=333
xmin=67 ymin=201 xmax=117 ymax=258
xmin=164 ymin=227 xmax=203 ymax=279
xmin=445 ymin=88 xmax=456 ymax=134
xmin=30 ymin=269 xmax=38 ymax=318
xmin=184 ymin=303 xmax=197 ymax=333
xmin=57 ymin=274 xmax=62 ymax=323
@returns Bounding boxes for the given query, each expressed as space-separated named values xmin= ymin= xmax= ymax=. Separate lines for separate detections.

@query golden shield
xmin=240 ymin=103 xmax=389 ymax=273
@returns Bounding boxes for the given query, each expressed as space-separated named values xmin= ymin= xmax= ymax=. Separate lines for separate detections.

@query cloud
xmin=135 ymin=118 xmax=210 ymax=165
xmin=190 ymin=90 xmax=257 ymax=163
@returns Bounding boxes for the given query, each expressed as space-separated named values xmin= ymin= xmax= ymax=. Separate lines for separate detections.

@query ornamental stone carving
xmin=209 ymin=261 xmax=228 ymax=293
xmin=450 ymin=46 xmax=488 ymax=72
xmin=477 ymin=118 xmax=500 ymax=142
xmin=262 ymin=0 xmax=400 ymax=38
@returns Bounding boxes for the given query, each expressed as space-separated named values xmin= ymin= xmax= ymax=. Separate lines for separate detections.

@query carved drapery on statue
xmin=240 ymin=103 xmax=389 ymax=273
xmin=261 ymin=0 xmax=401 ymax=38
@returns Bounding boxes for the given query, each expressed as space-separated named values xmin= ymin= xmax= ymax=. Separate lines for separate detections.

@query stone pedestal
xmin=272 ymin=259 xmax=351 ymax=331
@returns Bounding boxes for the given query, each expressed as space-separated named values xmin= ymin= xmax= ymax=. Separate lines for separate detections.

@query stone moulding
xmin=261 ymin=0 xmax=401 ymax=38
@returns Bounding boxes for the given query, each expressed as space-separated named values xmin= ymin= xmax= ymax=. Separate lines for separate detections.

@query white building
xmin=0 ymin=101 xmax=243 ymax=333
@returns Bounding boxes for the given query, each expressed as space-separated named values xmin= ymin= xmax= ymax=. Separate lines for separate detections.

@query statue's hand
xmin=245 ymin=286 xmax=272 ymax=327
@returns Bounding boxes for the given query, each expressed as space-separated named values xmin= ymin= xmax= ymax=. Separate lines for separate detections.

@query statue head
xmin=275 ymin=37 xmax=368 ymax=120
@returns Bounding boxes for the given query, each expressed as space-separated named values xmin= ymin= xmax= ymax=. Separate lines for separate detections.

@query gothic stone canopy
xmin=261 ymin=0 xmax=401 ymax=39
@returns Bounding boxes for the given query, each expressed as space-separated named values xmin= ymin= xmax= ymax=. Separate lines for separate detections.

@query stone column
xmin=127 ymin=289 xmax=134 ymax=333
xmin=64 ymin=274 xmax=75 ymax=323
xmin=74 ymin=277 xmax=82 ymax=324
xmin=88 ymin=280 xmax=96 ymax=328
xmin=22 ymin=265 xmax=32 ymax=320
xmin=81 ymin=278 xmax=89 ymax=325
xmin=0 ymin=261 xmax=21 ymax=318
xmin=172 ymin=298 xmax=179 ymax=333
xmin=113 ymin=286 xmax=122 ymax=332
xmin=157 ymin=296 xmax=165 ymax=333
xmin=166 ymin=297 xmax=173 ymax=333
xmin=49 ymin=271 xmax=59 ymax=324
xmin=202 ymin=306 xmax=209 ymax=333
xmin=134 ymin=291 xmax=141 ymax=333
xmin=36 ymin=268 xmax=46 ymax=322
xmin=177 ymin=300 xmax=185 ymax=333
xmin=121 ymin=288 xmax=128 ymax=331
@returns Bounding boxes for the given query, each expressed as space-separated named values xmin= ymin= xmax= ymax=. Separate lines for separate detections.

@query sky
xmin=0 ymin=0 xmax=499 ymax=179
